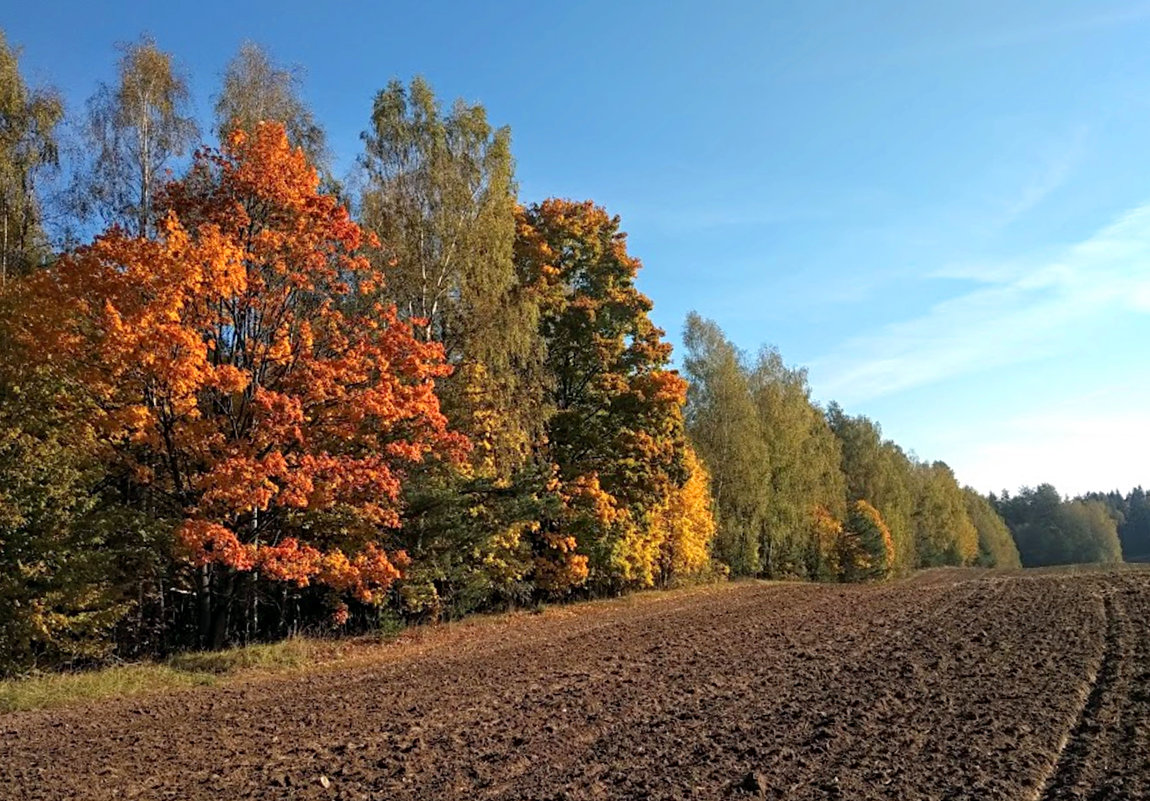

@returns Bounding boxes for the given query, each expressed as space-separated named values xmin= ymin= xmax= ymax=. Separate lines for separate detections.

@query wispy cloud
xmin=811 ymin=202 xmax=1150 ymax=404
xmin=996 ymin=129 xmax=1087 ymax=228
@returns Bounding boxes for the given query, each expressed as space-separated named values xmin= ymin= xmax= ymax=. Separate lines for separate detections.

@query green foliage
xmin=1083 ymin=487 xmax=1150 ymax=562
xmin=65 ymin=35 xmax=198 ymax=239
xmin=963 ymin=488 xmax=1021 ymax=568
xmin=749 ymin=347 xmax=846 ymax=576
xmin=825 ymin=403 xmax=917 ymax=572
xmin=0 ymin=33 xmax=1133 ymax=681
xmin=360 ymin=77 xmax=542 ymax=477
xmin=516 ymin=199 xmax=690 ymax=591
xmin=840 ymin=500 xmax=895 ymax=582
xmin=0 ymin=353 xmax=141 ymax=675
xmin=997 ymin=485 xmax=1124 ymax=567
xmin=682 ymin=314 xmax=848 ymax=580
xmin=910 ymin=461 xmax=978 ymax=567
xmin=391 ymin=467 xmax=550 ymax=620
xmin=1120 ymin=488 xmax=1150 ymax=562
xmin=0 ymin=30 xmax=62 ymax=282
xmin=682 ymin=312 xmax=766 ymax=575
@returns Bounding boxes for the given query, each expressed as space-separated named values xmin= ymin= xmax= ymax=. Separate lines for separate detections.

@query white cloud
xmin=810 ymin=202 xmax=1150 ymax=404
xmin=949 ymin=387 xmax=1150 ymax=496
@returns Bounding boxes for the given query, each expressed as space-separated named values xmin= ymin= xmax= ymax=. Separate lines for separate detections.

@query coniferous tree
xmin=841 ymin=500 xmax=895 ymax=582
xmin=1119 ymin=487 xmax=1150 ymax=561
xmin=997 ymin=485 xmax=1123 ymax=567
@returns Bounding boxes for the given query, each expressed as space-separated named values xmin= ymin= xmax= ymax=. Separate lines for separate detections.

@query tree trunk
xmin=197 ymin=565 xmax=212 ymax=648
xmin=210 ymin=573 xmax=236 ymax=650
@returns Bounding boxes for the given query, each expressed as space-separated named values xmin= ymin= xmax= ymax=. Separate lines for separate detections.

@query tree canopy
xmin=0 ymin=28 xmax=1131 ymax=674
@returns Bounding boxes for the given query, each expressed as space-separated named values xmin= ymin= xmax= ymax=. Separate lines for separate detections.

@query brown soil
xmin=3 ymin=568 xmax=1149 ymax=800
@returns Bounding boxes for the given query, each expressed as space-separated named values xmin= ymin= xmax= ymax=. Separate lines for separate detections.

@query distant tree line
xmin=0 ymin=31 xmax=1130 ymax=675
xmin=681 ymin=313 xmax=1022 ymax=581
xmin=992 ymin=485 xmax=1139 ymax=567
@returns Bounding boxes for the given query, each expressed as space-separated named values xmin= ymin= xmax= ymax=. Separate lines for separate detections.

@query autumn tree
xmin=963 ymin=487 xmax=1021 ymax=568
xmin=516 ymin=199 xmax=690 ymax=591
xmin=214 ymin=41 xmax=327 ymax=170
xmin=682 ymin=312 xmax=767 ymax=574
xmin=910 ymin=461 xmax=978 ymax=567
xmin=748 ymin=346 xmax=846 ymax=576
xmin=67 ymin=36 xmax=198 ymax=239
xmin=653 ymin=447 xmax=717 ymax=584
xmin=0 ymin=30 xmax=62 ymax=283
xmin=840 ymin=500 xmax=895 ymax=582
xmin=0 ymin=313 xmax=138 ymax=673
xmin=683 ymin=314 xmax=849 ymax=579
xmin=809 ymin=506 xmax=844 ymax=581
xmin=354 ymin=79 xmax=548 ymax=616
xmin=360 ymin=78 xmax=541 ymax=475
xmin=1062 ymin=500 xmax=1124 ymax=565
xmin=20 ymin=123 xmax=465 ymax=647
xmin=826 ymin=403 xmax=916 ymax=571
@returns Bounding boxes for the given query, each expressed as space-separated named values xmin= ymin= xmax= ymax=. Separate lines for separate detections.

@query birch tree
xmin=70 ymin=36 xmax=198 ymax=238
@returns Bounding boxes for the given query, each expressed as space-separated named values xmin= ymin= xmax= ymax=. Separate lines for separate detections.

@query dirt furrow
xmin=1 ymin=568 xmax=1146 ymax=801
xmin=1039 ymin=574 xmax=1150 ymax=800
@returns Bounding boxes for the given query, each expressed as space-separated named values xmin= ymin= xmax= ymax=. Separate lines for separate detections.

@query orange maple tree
xmin=23 ymin=123 xmax=467 ymax=637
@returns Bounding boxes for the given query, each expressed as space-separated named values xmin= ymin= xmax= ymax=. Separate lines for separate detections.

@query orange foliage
xmin=21 ymin=123 xmax=467 ymax=603
xmin=810 ymin=506 xmax=844 ymax=581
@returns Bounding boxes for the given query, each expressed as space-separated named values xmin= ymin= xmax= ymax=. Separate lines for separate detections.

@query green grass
xmin=0 ymin=638 xmax=319 ymax=714
xmin=0 ymin=664 xmax=218 ymax=714
xmin=166 ymin=638 xmax=316 ymax=674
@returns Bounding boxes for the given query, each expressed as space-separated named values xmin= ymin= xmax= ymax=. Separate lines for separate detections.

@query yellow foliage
xmin=615 ymin=512 xmax=661 ymax=587
xmin=480 ymin=520 xmax=534 ymax=589
xmin=653 ymin=447 xmax=717 ymax=583
xmin=453 ymin=361 xmax=531 ymax=481
xmin=609 ymin=447 xmax=719 ymax=588
xmin=810 ymin=505 xmax=844 ymax=581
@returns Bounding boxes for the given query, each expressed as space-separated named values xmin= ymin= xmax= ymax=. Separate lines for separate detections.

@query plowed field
xmin=3 ymin=568 xmax=1149 ymax=800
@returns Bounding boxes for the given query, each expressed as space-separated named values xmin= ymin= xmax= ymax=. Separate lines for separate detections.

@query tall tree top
xmin=214 ymin=41 xmax=327 ymax=170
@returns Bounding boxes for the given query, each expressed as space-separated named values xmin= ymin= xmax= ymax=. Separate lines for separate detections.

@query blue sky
xmin=4 ymin=0 xmax=1149 ymax=496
